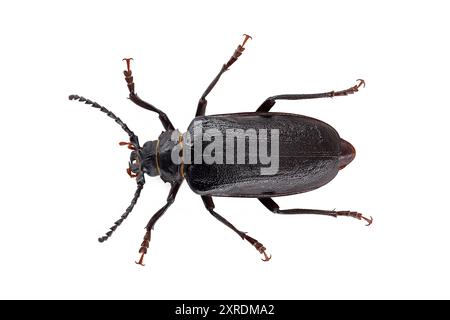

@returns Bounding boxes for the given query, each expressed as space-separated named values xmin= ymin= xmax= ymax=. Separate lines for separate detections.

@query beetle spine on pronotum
xmin=69 ymin=34 xmax=372 ymax=266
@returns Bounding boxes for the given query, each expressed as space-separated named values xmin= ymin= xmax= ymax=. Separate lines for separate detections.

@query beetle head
xmin=122 ymin=140 xmax=159 ymax=182
xmin=119 ymin=142 xmax=143 ymax=183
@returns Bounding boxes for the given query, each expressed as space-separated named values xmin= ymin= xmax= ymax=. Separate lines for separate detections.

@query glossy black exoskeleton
xmin=69 ymin=34 xmax=371 ymax=266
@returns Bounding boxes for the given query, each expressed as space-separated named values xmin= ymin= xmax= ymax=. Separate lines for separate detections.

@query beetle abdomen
xmin=184 ymin=112 xmax=341 ymax=198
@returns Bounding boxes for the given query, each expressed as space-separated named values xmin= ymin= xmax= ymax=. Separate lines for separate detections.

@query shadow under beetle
xmin=69 ymin=34 xmax=372 ymax=266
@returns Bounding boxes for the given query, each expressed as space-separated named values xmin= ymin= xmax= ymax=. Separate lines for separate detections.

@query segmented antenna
xmin=68 ymin=94 xmax=145 ymax=241
xmin=98 ymin=181 xmax=145 ymax=242
xmin=68 ymin=95 xmax=139 ymax=145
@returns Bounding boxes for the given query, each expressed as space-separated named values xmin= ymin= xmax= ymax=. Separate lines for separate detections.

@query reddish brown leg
xmin=136 ymin=229 xmax=151 ymax=266
xmin=123 ymin=58 xmax=135 ymax=94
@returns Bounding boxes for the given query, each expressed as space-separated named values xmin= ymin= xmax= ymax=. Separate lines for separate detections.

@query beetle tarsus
xmin=123 ymin=58 xmax=135 ymax=94
xmin=244 ymin=234 xmax=272 ymax=262
xmin=135 ymin=229 xmax=151 ymax=266
xmin=335 ymin=211 xmax=373 ymax=226
xmin=332 ymin=79 xmax=366 ymax=97
xmin=225 ymin=33 xmax=252 ymax=69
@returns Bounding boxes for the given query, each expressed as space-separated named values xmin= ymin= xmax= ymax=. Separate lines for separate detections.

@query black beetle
xmin=69 ymin=34 xmax=371 ymax=266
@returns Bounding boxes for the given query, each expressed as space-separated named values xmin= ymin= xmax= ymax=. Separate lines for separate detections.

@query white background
xmin=1 ymin=0 xmax=449 ymax=299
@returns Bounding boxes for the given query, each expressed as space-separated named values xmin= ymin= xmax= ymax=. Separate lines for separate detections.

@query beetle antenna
xmin=98 ymin=181 xmax=145 ymax=243
xmin=68 ymin=95 xmax=140 ymax=146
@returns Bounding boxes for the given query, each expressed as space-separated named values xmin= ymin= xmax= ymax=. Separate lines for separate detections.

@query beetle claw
xmin=356 ymin=79 xmax=366 ymax=89
xmin=354 ymin=212 xmax=373 ymax=226
xmin=261 ymin=251 xmax=272 ymax=262
xmin=135 ymin=252 xmax=146 ymax=266
xmin=243 ymin=234 xmax=272 ymax=262
xmin=241 ymin=34 xmax=253 ymax=47
xmin=333 ymin=79 xmax=366 ymax=97
xmin=255 ymin=244 xmax=271 ymax=262
xmin=362 ymin=215 xmax=373 ymax=226
xmin=122 ymin=57 xmax=134 ymax=73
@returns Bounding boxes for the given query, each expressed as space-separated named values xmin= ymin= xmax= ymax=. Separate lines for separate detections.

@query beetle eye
xmin=128 ymin=150 xmax=141 ymax=175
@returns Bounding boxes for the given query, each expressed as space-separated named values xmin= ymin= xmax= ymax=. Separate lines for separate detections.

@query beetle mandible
xmin=69 ymin=34 xmax=371 ymax=266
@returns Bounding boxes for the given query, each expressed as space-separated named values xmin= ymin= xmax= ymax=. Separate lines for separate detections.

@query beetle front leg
xmin=135 ymin=181 xmax=182 ymax=266
xmin=122 ymin=58 xmax=175 ymax=131
xmin=201 ymin=196 xmax=271 ymax=262
xmin=258 ymin=197 xmax=373 ymax=226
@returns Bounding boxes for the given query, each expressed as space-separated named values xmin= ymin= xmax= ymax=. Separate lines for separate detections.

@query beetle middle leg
xmin=201 ymin=195 xmax=271 ymax=261
xmin=122 ymin=58 xmax=175 ymax=131
xmin=135 ymin=181 xmax=182 ymax=266
xmin=258 ymin=197 xmax=373 ymax=226
xmin=256 ymin=79 xmax=365 ymax=112
xmin=195 ymin=34 xmax=252 ymax=117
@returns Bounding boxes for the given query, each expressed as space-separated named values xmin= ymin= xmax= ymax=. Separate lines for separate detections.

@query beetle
xmin=69 ymin=34 xmax=371 ymax=266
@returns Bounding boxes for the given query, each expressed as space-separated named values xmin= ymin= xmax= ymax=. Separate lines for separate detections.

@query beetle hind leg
xmin=256 ymin=79 xmax=366 ymax=112
xmin=201 ymin=196 xmax=271 ymax=262
xmin=244 ymin=234 xmax=272 ymax=262
xmin=259 ymin=197 xmax=373 ymax=226
xmin=336 ymin=211 xmax=373 ymax=226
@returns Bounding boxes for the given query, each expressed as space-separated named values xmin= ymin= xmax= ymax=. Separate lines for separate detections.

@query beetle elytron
xmin=69 ymin=34 xmax=371 ymax=266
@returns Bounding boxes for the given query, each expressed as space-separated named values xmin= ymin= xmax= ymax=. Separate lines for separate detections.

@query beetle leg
xmin=258 ymin=198 xmax=373 ymax=226
xmin=122 ymin=58 xmax=135 ymax=94
xmin=136 ymin=252 xmax=146 ymax=266
xmin=122 ymin=58 xmax=175 ymax=131
xmin=201 ymin=196 xmax=271 ymax=262
xmin=135 ymin=181 xmax=182 ymax=266
xmin=244 ymin=234 xmax=272 ymax=262
xmin=335 ymin=211 xmax=373 ymax=226
xmin=256 ymin=79 xmax=366 ymax=112
xmin=332 ymin=79 xmax=366 ymax=97
xmin=135 ymin=230 xmax=150 ymax=266
xmin=195 ymin=34 xmax=252 ymax=117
